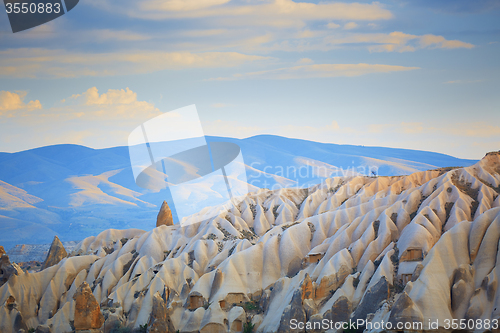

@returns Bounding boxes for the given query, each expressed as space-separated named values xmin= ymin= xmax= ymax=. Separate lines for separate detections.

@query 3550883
xmin=443 ymin=318 xmax=499 ymax=330
xmin=5 ymin=2 xmax=61 ymax=14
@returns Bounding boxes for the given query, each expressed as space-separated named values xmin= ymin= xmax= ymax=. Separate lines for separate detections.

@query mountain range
xmin=0 ymin=135 xmax=477 ymax=250
xmin=0 ymin=150 xmax=498 ymax=333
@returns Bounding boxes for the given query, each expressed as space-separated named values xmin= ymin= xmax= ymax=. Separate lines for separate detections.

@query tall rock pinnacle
xmin=41 ymin=235 xmax=67 ymax=270
xmin=73 ymin=281 xmax=104 ymax=330
xmin=156 ymin=201 xmax=174 ymax=227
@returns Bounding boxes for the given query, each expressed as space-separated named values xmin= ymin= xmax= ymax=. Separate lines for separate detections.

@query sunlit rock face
xmin=73 ymin=282 xmax=104 ymax=331
xmin=0 ymin=152 xmax=499 ymax=332
xmin=41 ymin=236 xmax=68 ymax=270
xmin=156 ymin=201 xmax=174 ymax=227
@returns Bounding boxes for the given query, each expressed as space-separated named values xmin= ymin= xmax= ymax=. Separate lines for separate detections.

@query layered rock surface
xmin=0 ymin=152 xmax=499 ymax=332
xmin=156 ymin=201 xmax=174 ymax=227
xmin=41 ymin=236 xmax=68 ymax=270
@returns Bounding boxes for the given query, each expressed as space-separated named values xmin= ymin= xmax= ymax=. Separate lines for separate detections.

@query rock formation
xmin=0 ymin=246 xmax=5 ymax=256
xmin=0 ymin=152 xmax=499 ymax=332
xmin=41 ymin=236 xmax=67 ymax=270
xmin=156 ymin=201 xmax=174 ymax=227
xmin=147 ymin=291 xmax=175 ymax=333
xmin=0 ymin=251 xmax=23 ymax=287
xmin=73 ymin=281 xmax=104 ymax=331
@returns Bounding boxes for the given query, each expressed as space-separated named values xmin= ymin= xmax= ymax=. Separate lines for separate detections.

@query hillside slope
xmin=0 ymin=152 xmax=498 ymax=332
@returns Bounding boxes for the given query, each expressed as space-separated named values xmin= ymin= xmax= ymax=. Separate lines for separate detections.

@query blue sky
xmin=0 ymin=0 xmax=499 ymax=159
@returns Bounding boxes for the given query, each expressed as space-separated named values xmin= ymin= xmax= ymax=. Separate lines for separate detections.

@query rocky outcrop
xmin=156 ymin=201 xmax=174 ymax=227
xmin=147 ymin=291 xmax=175 ymax=333
xmin=41 ymin=235 xmax=67 ymax=269
xmin=277 ymin=290 xmax=306 ymax=333
xmin=388 ymin=292 xmax=424 ymax=326
xmin=325 ymin=296 xmax=351 ymax=324
xmin=1 ymin=296 xmax=28 ymax=332
xmin=35 ymin=325 xmax=51 ymax=333
xmin=7 ymin=241 xmax=78 ymax=263
xmin=0 ymin=246 xmax=5 ymax=256
xmin=351 ymin=276 xmax=390 ymax=322
xmin=73 ymin=282 xmax=104 ymax=331
xmin=103 ymin=312 xmax=125 ymax=333
xmin=0 ymin=252 xmax=23 ymax=287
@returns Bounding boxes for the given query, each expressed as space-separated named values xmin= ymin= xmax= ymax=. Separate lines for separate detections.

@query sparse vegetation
xmin=171 ymin=246 xmax=182 ymax=257
xmin=451 ymin=171 xmax=480 ymax=218
xmin=353 ymin=276 xmax=360 ymax=288
xmin=391 ymin=278 xmax=406 ymax=294
xmin=218 ymin=222 xmax=237 ymax=241
xmin=444 ymin=202 xmax=454 ymax=223
xmin=372 ymin=220 xmax=380 ymax=238
xmin=187 ymin=251 xmax=195 ymax=268
xmin=217 ymin=241 xmax=224 ymax=252
xmin=109 ymin=323 xmax=132 ymax=333
xmin=240 ymin=229 xmax=256 ymax=241
xmin=243 ymin=320 xmax=255 ymax=333
xmin=307 ymin=222 xmax=316 ymax=241
xmin=281 ymin=221 xmax=299 ymax=231
xmin=249 ymin=204 xmax=257 ymax=219
xmin=243 ymin=300 xmax=260 ymax=312
xmin=272 ymin=205 xmax=280 ymax=219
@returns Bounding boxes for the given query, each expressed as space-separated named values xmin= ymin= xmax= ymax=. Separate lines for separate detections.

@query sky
xmin=0 ymin=0 xmax=499 ymax=159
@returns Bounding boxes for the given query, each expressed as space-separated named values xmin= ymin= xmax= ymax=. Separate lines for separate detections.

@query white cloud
xmin=209 ymin=63 xmax=419 ymax=80
xmin=60 ymin=87 xmax=160 ymax=120
xmin=327 ymin=22 xmax=341 ymax=29
xmin=295 ymin=30 xmax=319 ymax=39
xmin=440 ymin=122 xmax=500 ymax=138
xmin=297 ymin=58 xmax=313 ymax=64
xmin=0 ymin=48 xmax=272 ymax=78
xmin=179 ymin=29 xmax=227 ymax=37
xmin=0 ymin=91 xmax=42 ymax=116
xmin=356 ymin=32 xmax=475 ymax=52
xmin=365 ymin=121 xmax=500 ymax=138
xmin=89 ymin=29 xmax=152 ymax=42
xmin=203 ymin=119 xmax=266 ymax=138
xmin=140 ymin=0 xmax=231 ymax=12
xmin=0 ymin=87 xmax=165 ymax=151
xmin=311 ymin=31 xmax=475 ymax=53
xmin=343 ymin=22 xmax=358 ymax=30
xmin=2 ymin=87 xmax=160 ymax=123
xmin=444 ymin=79 xmax=483 ymax=84
xmin=418 ymin=34 xmax=474 ymax=49
xmin=92 ymin=0 xmax=393 ymax=26
xmin=211 ymin=103 xmax=233 ymax=108
xmin=205 ymin=29 xmax=475 ymax=54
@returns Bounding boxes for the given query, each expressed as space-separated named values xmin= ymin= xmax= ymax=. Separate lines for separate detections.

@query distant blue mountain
xmin=0 ymin=135 xmax=478 ymax=250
